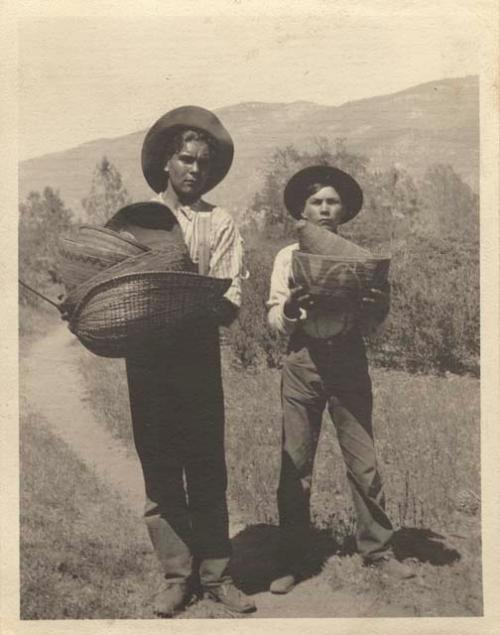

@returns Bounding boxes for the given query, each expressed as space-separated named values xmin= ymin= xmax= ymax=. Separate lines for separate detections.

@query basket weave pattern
xmin=59 ymin=223 xmax=229 ymax=358
xmin=64 ymin=246 xmax=196 ymax=311
xmin=293 ymin=220 xmax=390 ymax=305
xmin=58 ymin=225 xmax=149 ymax=291
xmin=292 ymin=251 xmax=390 ymax=300
xmin=70 ymin=271 xmax=230 ymax=358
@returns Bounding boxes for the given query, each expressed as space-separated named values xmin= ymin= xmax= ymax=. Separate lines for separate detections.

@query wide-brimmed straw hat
xmin=284 ymin=165 xmax=363 ymax=221
xmin=141 ymin=105 xmax=234 ymax=194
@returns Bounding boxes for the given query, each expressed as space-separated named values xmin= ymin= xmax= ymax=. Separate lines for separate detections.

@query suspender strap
xmin=196 ymin=211 xmax=212 ymax=276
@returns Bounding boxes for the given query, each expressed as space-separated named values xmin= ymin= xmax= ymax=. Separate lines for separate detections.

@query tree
xmin=250 ymin=138 xmax=371 ymax=237
xmin=19 ymin=187 xmax=74 ymax=289
xmin=82 ymin=156 xmax=131 ymax=224
xmin=419 ymin=164 xmax=479 ymax=240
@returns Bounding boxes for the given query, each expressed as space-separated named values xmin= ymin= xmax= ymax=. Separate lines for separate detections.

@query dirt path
xmin=22 ymin=326 xmax=146 ymax=517
xmin=22 ymin=325 xmax=414 ymax=619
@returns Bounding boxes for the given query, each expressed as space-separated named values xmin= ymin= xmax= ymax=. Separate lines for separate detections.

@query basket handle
xmin=18 ymin=279 xmax=62 ymax=311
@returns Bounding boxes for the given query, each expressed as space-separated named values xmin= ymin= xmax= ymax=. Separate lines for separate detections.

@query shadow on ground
xmin=229 ymin=524 xmax=461 ymax=594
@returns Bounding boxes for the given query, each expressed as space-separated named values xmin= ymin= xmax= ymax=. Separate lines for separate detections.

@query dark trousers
xmin=125 ymin=326 xmax=231 ymax=585
xmin=277 ymin=329 xmax=393 ymax=569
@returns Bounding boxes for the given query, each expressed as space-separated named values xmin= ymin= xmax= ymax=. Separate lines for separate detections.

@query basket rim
xmin=70 ymin=270 xmax=232 ymax=325
xmin=293 ymin=250 xmax=391 ymax=262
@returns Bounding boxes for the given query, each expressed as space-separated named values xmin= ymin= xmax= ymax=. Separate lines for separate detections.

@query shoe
xmin=270 ymin=574 xmax=296 ymax=594
xmin=153 ymin=581 xmax=192 ymax=617
xmin=367 ymin=556 xmax=416 ymax=580
xmin=204 ymin=580 xmax=256 ymax=614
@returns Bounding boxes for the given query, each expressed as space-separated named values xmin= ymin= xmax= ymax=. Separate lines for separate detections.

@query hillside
xmin=19 ymin=76 xmax=478 ymax=216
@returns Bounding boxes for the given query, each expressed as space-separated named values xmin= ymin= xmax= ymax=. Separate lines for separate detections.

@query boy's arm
xmin=359 ymin=282 xmax=391 ymax=334
xmin=208 ymin=212 xmax=247 ymax=326
xmin=266 ymin=249 xmax=307 ymax=335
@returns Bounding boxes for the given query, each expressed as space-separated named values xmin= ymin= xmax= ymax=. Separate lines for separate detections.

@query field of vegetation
xmin=19 ymin=325 xmax=482 ymax=618
xmin=19 ymin=140 xmax=482 ymax=618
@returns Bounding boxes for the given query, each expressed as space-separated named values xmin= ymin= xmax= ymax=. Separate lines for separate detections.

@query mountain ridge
xmin=19 ymin=75 xmax=479 ymax=215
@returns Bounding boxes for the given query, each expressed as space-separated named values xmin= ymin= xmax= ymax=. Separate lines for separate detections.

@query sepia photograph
xmin=3 ymin=1 xmax=499 ymax=630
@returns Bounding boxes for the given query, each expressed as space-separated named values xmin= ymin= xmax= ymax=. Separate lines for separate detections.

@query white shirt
xmin=154 ymin=194 xmax=246 ymax=308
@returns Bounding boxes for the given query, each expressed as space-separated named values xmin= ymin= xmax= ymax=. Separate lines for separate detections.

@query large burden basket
xmin=66 ymin=249 xmax=229 ymax=357
xmin=70 ymin=272 xmax=231 ymax=358
xmin=292 ymin=250 xmax=391 ymax=309
xmin=58 ymin=225 xmax=150 ymax=292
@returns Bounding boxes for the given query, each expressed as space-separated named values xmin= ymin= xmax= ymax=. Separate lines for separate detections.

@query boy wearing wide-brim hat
xmin=124 ymin=106 xmax=254 ymax=616
xmin=267 ymin=165 xmax=415 ymax=594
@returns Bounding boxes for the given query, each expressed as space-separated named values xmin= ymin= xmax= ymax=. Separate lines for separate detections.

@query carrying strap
xmin=18 ymin=279 xmax=61 ymax=311
xmin=196 ymin=211 xmax=212 ymax=276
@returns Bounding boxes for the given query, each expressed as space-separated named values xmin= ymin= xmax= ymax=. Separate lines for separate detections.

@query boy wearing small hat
xmin=127 ymin=106 xmax=254 ymax=616
xmin=267 ymin=165 xmax=414 ymax=594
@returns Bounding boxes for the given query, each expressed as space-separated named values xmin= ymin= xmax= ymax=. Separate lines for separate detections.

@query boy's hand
xmin=284 ymin=282 xmax=316 ymax=319
xmin=57 ymin=294 xmax=72 ymax=322
xmin=360 ymin=283 xmax=390 ymax=321
xmin=211 ymin=298 xmax=239 ymax=327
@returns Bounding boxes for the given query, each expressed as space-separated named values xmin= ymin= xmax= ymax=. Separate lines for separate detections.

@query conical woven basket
xmin=58 ymin=225 xmax=150 ymax=292
xmin=292 ymin=250 xmax=390 ymax=309
xmin=66 ymin=249 xmax=228 ymax=358
xmin=296 ymin=220 xmax=371 ymax=257
xmin=293 ymin=219 xmax=390 ymax=308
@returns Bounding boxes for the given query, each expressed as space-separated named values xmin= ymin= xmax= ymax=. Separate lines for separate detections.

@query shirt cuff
xmin=280 ymin=306 xmax=307 ymax=334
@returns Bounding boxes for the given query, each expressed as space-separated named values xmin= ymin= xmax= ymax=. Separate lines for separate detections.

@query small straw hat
xmin=284 ymin=165 xmax=363 ymax=221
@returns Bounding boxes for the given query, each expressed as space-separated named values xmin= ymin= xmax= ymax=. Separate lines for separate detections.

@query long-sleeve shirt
xmin=154 ymin=194 xmax=247 ymax=308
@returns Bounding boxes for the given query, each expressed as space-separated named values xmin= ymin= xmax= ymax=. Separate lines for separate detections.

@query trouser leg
xmin=327 ymin=384 xmax=393 ymax=561
xmin=179 ymin=335 xmax=232 ymax=587
xmin=184 ymin=385 xmax=232 ymax=586
xmin=277 ymin=354 xmax=325 ymax=570
xmin=126 ymin=356 xmax=193 ymax=582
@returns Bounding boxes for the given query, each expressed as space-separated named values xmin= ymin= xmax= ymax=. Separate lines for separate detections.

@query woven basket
xmin=297 ymin=219 xmax=371 ymax=258
xmin=69 ymin=271 xmax=231 ymax=358
xmin=58 ymin=225 xmax=150 ymax=292
xmin=64 ymin=247 xmax=197 ymax=312
xmin=292 ymin=250 xmax=391 ymax=307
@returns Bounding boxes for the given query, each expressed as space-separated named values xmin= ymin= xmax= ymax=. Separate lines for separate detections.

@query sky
xmin=18 ymin=6 xmax=483 ymax=160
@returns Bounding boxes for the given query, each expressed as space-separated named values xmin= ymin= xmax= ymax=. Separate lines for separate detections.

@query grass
xmin=18 ymin=299 xmax=59 ymax=354
xmin=19 ymin=403 xmax=161 ymax=619
xmin=22 ymin=330 xmax=482 ymax=618
xmin=78 ymin=345 xmax=481 ymax=535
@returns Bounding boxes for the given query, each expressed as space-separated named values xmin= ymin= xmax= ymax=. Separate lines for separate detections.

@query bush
xmin=232 ymin=142 xmax=479 ymax=377
xmin=227 ymin=233 xmax=289 ymax=369
xmin=367 ymin=232 xmax=479 ymax=375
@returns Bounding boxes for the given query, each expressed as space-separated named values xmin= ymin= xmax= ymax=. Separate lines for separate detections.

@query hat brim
xmin=284 ymin=165 xmax=363 ymax=222
xmin=141 ymin=106 xmax=234 ymax=195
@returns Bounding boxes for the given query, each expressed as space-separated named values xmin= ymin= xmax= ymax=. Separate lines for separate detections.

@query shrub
xmin=232 ymin=141 xmax=479 ymax=377
xmin=227 ymin=233 xmax=289 ymax=369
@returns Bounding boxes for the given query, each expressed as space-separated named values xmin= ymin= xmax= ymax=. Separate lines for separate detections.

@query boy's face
xmin=164 ymin=140 xmax=211 ymax=202
xmin=301 ymin=185 xmax=345 ymax=233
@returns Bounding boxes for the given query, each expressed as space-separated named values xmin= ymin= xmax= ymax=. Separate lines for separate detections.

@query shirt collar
xmin=157 ymin=192 xmax=198 ymax=222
